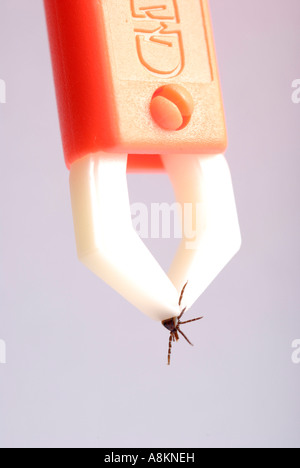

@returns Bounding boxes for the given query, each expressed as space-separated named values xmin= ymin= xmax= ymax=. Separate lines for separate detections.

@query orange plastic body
xmin=44 ymin=0 xmax=227 ymax=172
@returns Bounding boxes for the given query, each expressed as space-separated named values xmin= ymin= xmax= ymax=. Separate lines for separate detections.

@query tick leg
xmin=167 ymin=333 xmax=173 ymax=365
xmin=178 ymin=281 xmax=188 ymax=307
xmin=178 ymin=307 xmax=187 ymax=320
xmin=179 ymin=317 xmax=203 ymax=325
xmin=178 ymin=328 xmax=194 ymax=346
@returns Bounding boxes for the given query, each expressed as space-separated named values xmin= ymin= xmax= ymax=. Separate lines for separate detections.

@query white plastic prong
xmin=162 ymin=153 xmax=241 ymax=310
xmin=69 ymin=153 xmax=180 ymax=321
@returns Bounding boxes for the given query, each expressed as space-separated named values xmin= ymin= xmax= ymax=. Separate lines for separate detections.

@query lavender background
xmin=0 ymin=0 xmax=299 ymax=448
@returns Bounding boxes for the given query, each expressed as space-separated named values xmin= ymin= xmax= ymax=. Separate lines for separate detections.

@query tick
xmin=162 ymin=282 xmax=203 ymax=365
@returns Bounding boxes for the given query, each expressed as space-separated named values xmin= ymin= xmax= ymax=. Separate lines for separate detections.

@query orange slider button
xmin=150 ymin=85 xmax=194 ymax=131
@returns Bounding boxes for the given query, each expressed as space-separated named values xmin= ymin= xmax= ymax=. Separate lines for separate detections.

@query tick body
xmin=162 ymin=282 xmax=203 ymax=365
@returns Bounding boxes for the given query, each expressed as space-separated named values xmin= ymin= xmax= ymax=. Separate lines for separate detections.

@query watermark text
xmin=0 ymin=339 xmax=6 ymax=364
xmin=0 ymin=78 xmax=6 ymax=104
xmin=291 ymin=339 xmax=300 ymax=364
xmin=131 ymin=202 xmax=205 ymax=249
xmin=292 ymin=79 xmax=300 ymax=104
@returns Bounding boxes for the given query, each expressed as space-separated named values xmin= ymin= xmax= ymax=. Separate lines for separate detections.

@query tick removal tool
xmin=44 ymin=1 xmax=241 ymax=333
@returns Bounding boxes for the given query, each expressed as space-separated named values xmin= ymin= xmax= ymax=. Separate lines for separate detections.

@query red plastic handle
xmin=44 ymin=0 xmax=227 ymax=171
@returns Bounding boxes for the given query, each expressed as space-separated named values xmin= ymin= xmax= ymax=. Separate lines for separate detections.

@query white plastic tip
xmin=69 ymin=152 xmax=241 ymax=321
